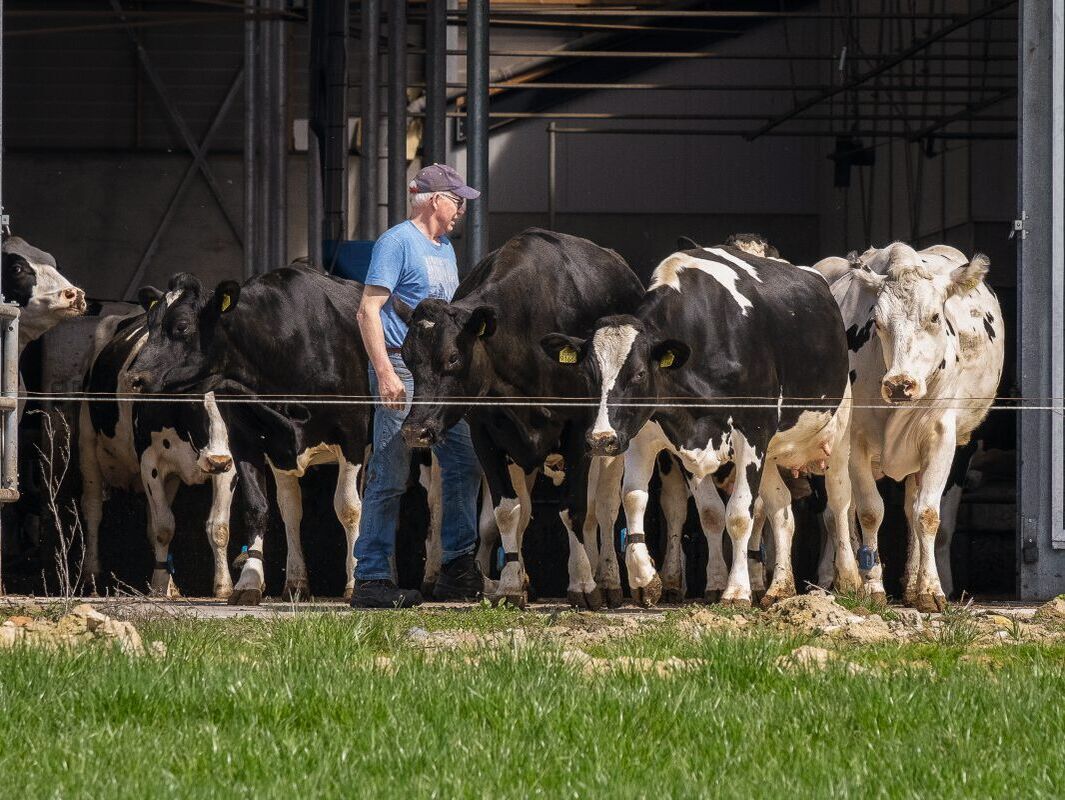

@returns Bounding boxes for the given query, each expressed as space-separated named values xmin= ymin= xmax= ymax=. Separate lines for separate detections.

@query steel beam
xmin=465 ymin=0 xmax=489 ymax=270
xmin=424 ymin=0 xmax=447 ymax=166
xmin=244 ymin=0 xmax=258 ymax=278
xmin=359 ymin=0 xmax=380 ymax=239
xmin=388 ymin=0 xmax=408 ymax=227
xmin=1017 ymin=1 xmax=1065 ymax=598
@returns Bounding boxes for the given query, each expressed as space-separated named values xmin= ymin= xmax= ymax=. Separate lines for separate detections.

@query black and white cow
xmin=2 ymin=235 xmax=87 ymax=354
xmin=79 ymin=311 xmax=235 ymax=596
xmin=832 ymin=243 xmax=1004 ymax=611
xmin=542 ymin=243 xmax=858 ymax=607
xmin=127 ymin=267 xmax=372 ymax=605
xmin=397 ymin=229 xmax=645 ymax=609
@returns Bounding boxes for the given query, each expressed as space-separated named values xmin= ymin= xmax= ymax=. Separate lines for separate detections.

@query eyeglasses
xmin=438 ymin=192 xmax=464 ymax=210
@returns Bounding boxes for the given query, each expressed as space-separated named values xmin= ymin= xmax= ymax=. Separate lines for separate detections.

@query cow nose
xmin=882 ymin=376 xmax=917 ymax=403
xmin=587 ymin=431 xmax=620 ymax=456
xmin=204 ymin=454 xmax=233 ymax=474
xmin=127 ymin=372 xmax=147 ymax=392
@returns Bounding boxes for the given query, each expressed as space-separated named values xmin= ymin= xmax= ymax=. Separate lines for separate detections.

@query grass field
xmin=2 ymin=602 xmax=1065 ymax=799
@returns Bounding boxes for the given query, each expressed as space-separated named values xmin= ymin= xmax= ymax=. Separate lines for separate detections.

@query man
xmin=351 ymin=163 xmax=484 ymax=608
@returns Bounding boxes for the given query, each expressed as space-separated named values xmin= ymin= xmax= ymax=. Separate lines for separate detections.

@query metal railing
xmin=0 ymin=303 xmax=19 ymax=505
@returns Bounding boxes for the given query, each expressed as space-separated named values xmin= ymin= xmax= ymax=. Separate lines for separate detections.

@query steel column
xmin=388 ymin=0 xmax=408 ymax=227
xmin=1017 ymin=1 xmax=1065 ymax=598
xmin=465 ymin=0 xmax=489 ymax=270
xmin=244 ymin=0 xmax=258 ymax=278
xmin=359 ymin=0 xmax=380 ymax=239
xmin=269 ymin=0 xmax=288 ymax=269
xmin=424 ymin=0 xmax=447 ymax=166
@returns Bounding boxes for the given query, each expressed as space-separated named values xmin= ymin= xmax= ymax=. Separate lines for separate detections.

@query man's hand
xmin=378 ymin=367 xmax=407 ymax=411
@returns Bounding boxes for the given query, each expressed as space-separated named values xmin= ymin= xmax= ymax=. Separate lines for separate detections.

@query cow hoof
xmin=721 ymin=597 xmax=752 ymax=609
xmin=603 ymin=587 xmax=624 ymax=609
xmin=632 ymin=575 xmax=662 ymax=608
xmin=281 ymin=582 xmax=308 ymax=602
xmin=213 ymin=585 xmax=233 ymax=600
xmin=420 ymin=580 xmax=437 ymax=601
xmin=760 ymin=592 xmax=782 ymax=610
xmin=567 ymin=589 xmax=603 ymax=611
xmin=342 ymin=587 xmax=354 ymax=601
xmin=661 ymin=587 xmax=685 ymax=605
xmin=914 ymin=592 xmax=947 ymax=613
xmin=227 ymin=588 xmax=263 ymax=606
xmin=704 ymin=590 xmax=722 ymax=604
xmin=751 ymin=589 xmax=765 ymax=606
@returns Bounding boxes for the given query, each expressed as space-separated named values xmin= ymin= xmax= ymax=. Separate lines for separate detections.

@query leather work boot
xmin=349 ymin=579 xmax=424 ymax=609
xmin=432 ymin=553 xmax=484 ymax=602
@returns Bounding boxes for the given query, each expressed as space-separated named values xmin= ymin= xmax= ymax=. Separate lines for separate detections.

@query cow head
xmin=2 ymin=236 xmax=86 ymax=347
xmin=127 ymin=273 xmax=239 ymax=393
xmin=397 ymin=297 xmax=497 ymax=447
xmin=852 ymin=243 xmax=990 ymax=404
xmin=541 ymin=315 xmax=689 ymax=456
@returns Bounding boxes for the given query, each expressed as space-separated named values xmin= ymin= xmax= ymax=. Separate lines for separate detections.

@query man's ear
xmin=138 ymin=286 xmax=164 ymax=312
xmin=463 ymin=305 xmax=497 ymax=339
xmin=213 ymin=281 xmax=241 ymax=315
xmin=540 ymin=333 xmax=585 ymax=365
xmin=393 ymin=295 xmax=416 ymax=324
xmin=650 ymin=339 xmax=691 ymax=370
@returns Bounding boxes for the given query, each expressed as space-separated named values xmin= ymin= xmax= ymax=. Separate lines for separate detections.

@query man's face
xmin=433 ymin=192 xmax=466 ymax=233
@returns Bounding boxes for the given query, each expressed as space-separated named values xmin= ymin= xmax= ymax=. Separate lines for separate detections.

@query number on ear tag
xmin=658 ymin=350 xmax=675 ymax=369
xmin=559 ymin=346 xmax=578 ymax=364
xmin=221 ymin=294 xmax=232 ymax=312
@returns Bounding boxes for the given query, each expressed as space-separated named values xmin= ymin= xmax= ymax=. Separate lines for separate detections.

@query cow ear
xmin=464 ymin=306 xmax=497 ymax=339
xmin=137 ymin=286 xmax=164 ymax=312
xmin=213 ymin=281 xmax=241 ymax=314
xmin=540 ymin=333 xmax=585 ymax=365
xmin=393 ymin=295 xmax=416 ymax=324
xmin=852 ymin=267 xmax=886 ymax=292
xmin=651 ymin=339 xmax=690 ymax=370
xmin=948 ymin=253 xmax=990 ymax=296
xmin=676 ymin=236 xmax=700 ymax=251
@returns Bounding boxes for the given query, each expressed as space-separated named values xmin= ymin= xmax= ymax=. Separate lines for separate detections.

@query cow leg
xmin=658 ymin=455 xmax=689 ymax=604
xmin=910 ymin=426 xmax=957 ymax=612
xmin=555 ymin=432 xmax=599 ymax=611
xmin=419 ymin=454 xmax=443 ymax=598
xmin=850 ymin=443 xmax=886 ymax=605
xmin=475 ymin=475 xmax=498 ymax=586
xmin=333 ymin=459 xmax=364 ymax=600
xmin=759 ymin=464 xmax=795 ymax=608
xmin=77 ymin=404 xmax=104 ymax=594
xmin=230 ymin=459 xmax=270 ymax=606
xmin=937 ymin=483 xmax=961 ymax=600
xmin=272 ymin=469 xmax=308 ymax=601
xmin=206 ymin=469 xmax=236 ymax=599
xmin=816 ymin=513 xmax=835 ymax=589
xmin=824 ymin=430 xmax=860 ymax=595
xmin=592 ymin=455 xmax=625 ymax=608
xmin=622 ymin=427 xmax=663 ymax=607
xmin=747 ymin=497 xmax=767 ymax=603
xmin=142 ymin=467 xmax=180 ymax=598
xmin=902 ymin=474 xmax=920 ymax=606
xmin=582 ymin=458 xmax=602 ymax=578
xmin=511 ymin=463 xmax=537 ymax=591
xmin=689 ymin=474 xmax=727 ymax=604
xmin=721 ymin=432 xmax=760 ymax=607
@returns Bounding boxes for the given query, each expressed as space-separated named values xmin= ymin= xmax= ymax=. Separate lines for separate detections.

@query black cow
xmin=79 ymin=311 xmax=235 ymax=596
xmin=127 ymin=266 xmax=371 ymax=605
xmin=542 ymin=243 xmax=858 ymax=608
xmin=397 ymin=229 xmax=645 ymax=609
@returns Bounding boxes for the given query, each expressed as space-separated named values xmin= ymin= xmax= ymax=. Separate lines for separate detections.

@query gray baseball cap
xmin=410 ymin=163 xmax=481 ymax=199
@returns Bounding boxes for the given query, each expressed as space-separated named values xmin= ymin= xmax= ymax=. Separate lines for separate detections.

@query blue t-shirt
xmin=364 ymin=220 xmax=459 ymax=348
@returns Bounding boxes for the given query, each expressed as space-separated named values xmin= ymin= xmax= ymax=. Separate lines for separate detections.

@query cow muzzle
xmin=402 ymin=422 xmax=438 ymax=449
xmin=199 ymin=453 xmax=234 ymax=475
xmin=586 ymin=430 xmax=621 ymax=457
xmin=127 ymin=372 xmax=150 ymax=393
xmin=881 ymin=374 xmax=921 ymax=404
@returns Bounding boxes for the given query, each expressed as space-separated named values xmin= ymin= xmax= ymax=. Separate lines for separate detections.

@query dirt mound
xmin=677 ymin=608 xmax=750 ymax=637
xmin=1034 ymin=597 xmax=1065 ymax=624
xmin=561 ymin=650 xmax=704 ymax=677
xmin=765 ymin=592 xmax=864 ymax=632
xmin=0 ymin=603 xmax=149 ymax=655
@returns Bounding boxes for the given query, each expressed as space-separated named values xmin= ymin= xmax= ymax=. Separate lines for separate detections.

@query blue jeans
xmin=355 ymin=354 xmax=481 ymax=581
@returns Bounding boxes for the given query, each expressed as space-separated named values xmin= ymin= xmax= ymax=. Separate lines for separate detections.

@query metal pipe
xmin=465 ymin=0 xmax=488 ymax=271
xmin=439 ymin=9 xmax=1016 ymax=20
xmin=243 ymin=0 xmax=257 ymax=278
xmin=1 ymin=310 xmax=18 ymax=504
xmin=549 ymin=127 xmax=1015 ymax=140
xmin=307 ymin=0 xmax=323 ymax=267
xmin=387 ymin=0 xmax=408 ymax=227
xmin=359 ymin=0 xmax=380 ymax=239
xmin=424 ymin=0 xmax=446 ymax=165
xmin=324 ymin=0 xmax=350 ymax=255
xmin=440 ymin=110 xmax=1018 ymax=122
xmin=410 ymin=48 xmax=1016 ymax=60
xmin=547 ymin=123 xmax=556 ymax=231
xmin=256 ymin=2 xmax=270 ymax=272
xmin=747 ymin=0 xmax=1017 ymax=140
xmin=271 ymin=0 xmax=287 ymax=266
xmin=368 ymin=81 xmax=1017 ymax=93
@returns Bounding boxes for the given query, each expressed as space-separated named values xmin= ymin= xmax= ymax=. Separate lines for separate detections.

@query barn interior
xmin=0 ymin=0 xmax=1059 ymax=602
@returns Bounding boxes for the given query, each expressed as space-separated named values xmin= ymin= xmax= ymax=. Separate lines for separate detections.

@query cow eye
xmin=447 ymin=353 xmax=460 ymax=368
xmin=175 ymin=321 xmax=190 ymax=335
xmin=632 ymin=369 xmax=647 ymax=383
xmin=930 ymin=313 xmax=941 ymax=325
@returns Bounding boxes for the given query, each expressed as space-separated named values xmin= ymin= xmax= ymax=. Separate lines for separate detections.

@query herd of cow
xmin=1 ymin=226 xmax=1004 ymax=612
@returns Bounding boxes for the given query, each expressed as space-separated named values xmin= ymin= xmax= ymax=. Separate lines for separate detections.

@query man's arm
xmin=357 ymin=286 xmax=407 ymax=411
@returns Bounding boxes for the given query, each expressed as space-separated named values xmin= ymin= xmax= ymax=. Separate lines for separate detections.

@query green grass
xmin=2 ymin=610 xmax=1065 ymax=799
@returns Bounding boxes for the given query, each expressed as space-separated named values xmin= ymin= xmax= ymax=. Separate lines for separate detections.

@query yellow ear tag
xmin=221 ymin=293 xmax=232 ymax=312
xmin=149 ymin=299 xmax=158 ymax=310
xmin=658 ymin=350 xmax=675 ymax=369
xmin=559 ymin=345 xmax=578 ymax=364
xmin=478 ymin=321 xmax=487 ymax=337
